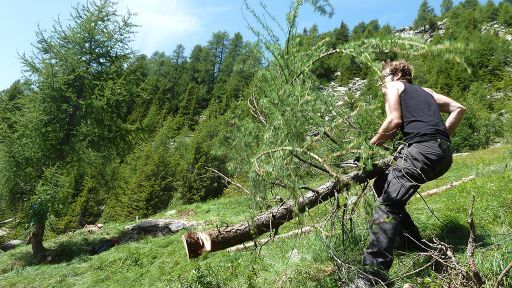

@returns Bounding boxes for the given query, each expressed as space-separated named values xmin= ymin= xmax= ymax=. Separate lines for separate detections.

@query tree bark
xmin=30 ymin=222 xmax=48 ymax=262
xmin=182 ymin=159 xmax=391 ymax=258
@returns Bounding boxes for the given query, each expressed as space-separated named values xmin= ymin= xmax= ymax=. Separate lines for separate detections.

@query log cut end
xmin=182 ymin=232 xmax=211 ymax=258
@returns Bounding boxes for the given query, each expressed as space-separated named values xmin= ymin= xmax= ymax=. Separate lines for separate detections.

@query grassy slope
xmin=0 ymin=145 xmax=511 ymax=287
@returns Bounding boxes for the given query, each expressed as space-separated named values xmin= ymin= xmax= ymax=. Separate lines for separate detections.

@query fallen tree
xmin=182 ymin=159 xmax=392 ymax=258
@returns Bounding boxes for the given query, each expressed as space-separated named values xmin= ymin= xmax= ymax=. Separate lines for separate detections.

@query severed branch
xmin=292 ymin=153 xmax=332 ymax=175
xmin=206 ymin=167 xmax=251 ymax=195
xmin=418 ymin=176 xmax=476 ymax=198
xmin=255 ymin=146 xmax=339 ymax=178
xmin=248 ymin=94 xmax=267 ymax=125
xmin=226 ymin=226 xmax=315 ymax=252
xmin=182 ymin=157 xmax=392 ymax=258
xmin=467 ymin=194 xmax=484 ymax=287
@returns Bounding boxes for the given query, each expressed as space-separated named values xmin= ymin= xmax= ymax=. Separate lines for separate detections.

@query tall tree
xmin=460 ymin=0 xmax=479 ymax=10
xmin=3 ymin=0 xmax=136 ymax=261
xmin=332 ymin=21 xmax=350 ymax=47
xmin=207 ymin=31 xmax=230 ymax=88
xmin=483 ymin=0 xmax=498 ymax=21
xmin=364 ymin=19 xmax=381 ymax=38
xmin=498 ymin=1 xmax=512 ymax=26
xmin=440 ymin=0 xmax=454 ymax=15
xmin=351 ymin=21 xmax=367 ymax=40
xmin=414 ymin=0 xmax=438 ymax=29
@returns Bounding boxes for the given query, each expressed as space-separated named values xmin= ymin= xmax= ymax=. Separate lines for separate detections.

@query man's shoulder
xmin=384 ymin=81 xmax=405 ymax=94
xmin=421 ymin=87 xmax=435 ymax=94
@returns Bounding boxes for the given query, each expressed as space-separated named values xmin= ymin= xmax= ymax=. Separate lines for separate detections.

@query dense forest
xmin=0 ymin=0 xmax=511 ymax=265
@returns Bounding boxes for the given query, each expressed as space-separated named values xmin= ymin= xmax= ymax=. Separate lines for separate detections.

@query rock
xmin=84 ymin=224 xmax=103 ymax=233
xmin=125 ymin=219 xmax=193 ymax=236
xmin=394 ymin=18 xmax=447 ymax=41
xmin=0 ymin=228 xmax=10 ymax=237
xmin=165 ymin=210 xmax=177 ymax=216
xmin=288 ymin=248 xmax=301 ymax=262
xmin=0 ymin=240 xmax=24 ymax=252
xmin=481 ymin=21 xmax=512 ymax=41
xmin=325 ymin=78 xmax=368 ymax=106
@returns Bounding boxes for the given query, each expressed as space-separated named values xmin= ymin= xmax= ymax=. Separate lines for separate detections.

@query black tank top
xmin=399 ymin=82 xmax=450 ymax=144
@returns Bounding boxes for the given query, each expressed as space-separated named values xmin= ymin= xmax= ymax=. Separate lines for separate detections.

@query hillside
xmin=1 ymin=0 xmax=512 ymax=287
xmin=0 ymin=144 xmax=510 ymax=287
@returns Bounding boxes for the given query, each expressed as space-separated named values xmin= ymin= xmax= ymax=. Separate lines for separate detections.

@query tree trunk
xmin=182 ymin=159 xmax=391 ymax=258
xmin=30 ymin=222 xmax=48 ymax=262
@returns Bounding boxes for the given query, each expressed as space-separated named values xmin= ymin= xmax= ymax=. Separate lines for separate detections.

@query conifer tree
xmin=483 ymin=0 xmax=498 ymax=21
xmin=441 ymin=0 xmax=454 ymax=15
xmin=498 ymin=1 xmax=512 ymax=26
xmin=461 ymin=0 xmax=479 ymax=10
xmin=333 ymin=21 xmax=350 ymax=47
xmin=414 ymin=0 xmax=438 ymax=29
xmin=351 ymin=21 xmax=367 ymax=40
xmin=1 ymin=0 xmax=136 ymax=261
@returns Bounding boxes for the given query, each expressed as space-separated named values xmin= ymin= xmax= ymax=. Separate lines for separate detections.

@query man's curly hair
xmin=382 ymin=60 xmax=414 ymax=84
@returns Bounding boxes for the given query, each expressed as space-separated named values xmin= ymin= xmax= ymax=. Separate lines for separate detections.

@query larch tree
xmin=441 ymin=0 xmax=454 ymax=15
xmin=414 ymin=0 xmax=438 ymax=30
xmin=1 ymin=0 xmax=136 ymax=261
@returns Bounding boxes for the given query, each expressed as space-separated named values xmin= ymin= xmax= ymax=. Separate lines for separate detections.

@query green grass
xmin=0 ymin=145 xmax=511 ymax=287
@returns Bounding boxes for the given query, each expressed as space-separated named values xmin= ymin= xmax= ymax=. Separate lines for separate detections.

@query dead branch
xmin=206 ymin=167 xmax=251 ymax=195
xmin=453 ymin=153 xmax=471 ymax=157
xmin=467 ymin=194 xmax=484 ymax=287
xmin=292 ymin=153 xmax=332 ymax=175
xmin=322 ymin=131 xmax=340 ymax=146
xmin=0 ymin=218 xmax=14 ymax=226
xmin=289 ymin=48 xmax=341 ymax=84
xmin=247 ymin=94 xmax=267 ymax=125
xmin=419 ymin=176 xmax=476 ymax=198
xmin=255 ymin=146 xmax=338 ymax=177
xmin=226 ymin=226 xmax=315 ymax=252
xmin=496 ymin=261 xmax=512 ymax=288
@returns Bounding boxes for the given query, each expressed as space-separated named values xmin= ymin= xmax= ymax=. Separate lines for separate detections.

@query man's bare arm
xmin=370 ymin=82 xmax=403 ymax=146
xmin=424 ymin=88 xmax=466 ymax=136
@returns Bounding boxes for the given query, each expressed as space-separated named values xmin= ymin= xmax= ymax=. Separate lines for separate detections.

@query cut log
xmin=182 ymin=159 xmax=392 ymax=258
xmin=0 ymin=218 xmax=14 ymax=226
xmin=419 ymin=176 xmax=476 ymax=198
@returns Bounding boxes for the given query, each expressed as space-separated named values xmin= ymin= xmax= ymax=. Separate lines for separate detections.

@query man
xmin=361 ymin=60 xmax=466 ymax=284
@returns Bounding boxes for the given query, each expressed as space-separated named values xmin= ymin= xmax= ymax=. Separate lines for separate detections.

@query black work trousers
xmin=363 ymin=139 xmax=452 ymax=271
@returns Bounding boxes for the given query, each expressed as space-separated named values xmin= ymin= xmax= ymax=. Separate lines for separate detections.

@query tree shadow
xmin=1 ymin=236 xmax=112 ymax=270
xmin=2 ymin=219 xmax=190 ymax=268
xmin=48 ymin=236 xmax=118 ymax=263
xmin=432 ymin=219 xmax=492 ymax=253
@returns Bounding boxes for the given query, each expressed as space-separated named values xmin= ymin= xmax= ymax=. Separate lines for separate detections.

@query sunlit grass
xmin=0 ymin=145 xmax=510 ymax=287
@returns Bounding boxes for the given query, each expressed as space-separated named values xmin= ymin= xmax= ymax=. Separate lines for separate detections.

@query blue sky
xmin=0 ymin=0 xmax=485 ymax=90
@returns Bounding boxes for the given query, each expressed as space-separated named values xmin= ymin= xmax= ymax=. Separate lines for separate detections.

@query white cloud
xmin=119 ymin=0 xmax=202 ymax=54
